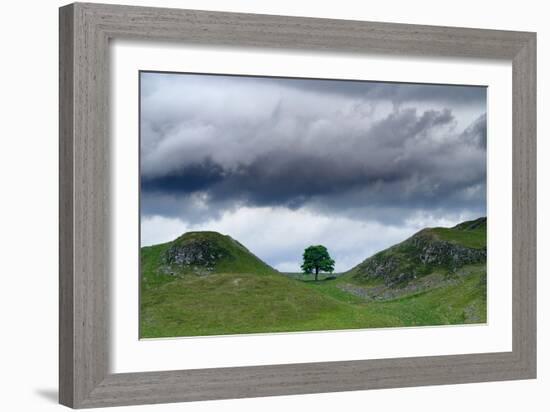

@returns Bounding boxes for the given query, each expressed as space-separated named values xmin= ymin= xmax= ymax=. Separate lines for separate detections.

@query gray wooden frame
xmin=59 ymin=2 xmax=536 ymax=408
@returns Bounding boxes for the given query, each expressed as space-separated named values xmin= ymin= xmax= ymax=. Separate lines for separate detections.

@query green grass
xmin=140 ymin=266 xmax=486 ymax=338
xmin=140 ymin=224 xmax=487 ymax=338
xmin=141 ymin=242 xmax=174 ymax=290
xmin=346 ymin=217 xmax=487 ymax=284
xmin=281 ymin=272 xmax=342 ymax=281
xmin=302 ymin=264 xmax=486 ymax=325
xmin=164 ymin=231 xmax=278 ymax=275
xmin=141 ymin=272 xmax=347 ymax=337
xmin=431 ymin=226 xmax=486 ymax=249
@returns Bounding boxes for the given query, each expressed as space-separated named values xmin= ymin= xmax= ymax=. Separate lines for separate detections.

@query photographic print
xmin=139 ymin=72 xmax=487 ymax=339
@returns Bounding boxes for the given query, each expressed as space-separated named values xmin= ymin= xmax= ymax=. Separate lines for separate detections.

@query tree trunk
xmin=315 ymin=267 xmax=319 ymax=281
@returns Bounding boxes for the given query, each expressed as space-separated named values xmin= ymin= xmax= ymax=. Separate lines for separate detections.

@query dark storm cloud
xmin=140 ymin=72 xmax=486 ymax=224
xmin=142 ymin=159 xmax=225 ymax=193
xmin=287 ymin=78 xmax=487 ymax=106
xmin=141 ymin=72 xmax=486 ymax=106
xmin=460 ymin=113 xmax=487 ymax=149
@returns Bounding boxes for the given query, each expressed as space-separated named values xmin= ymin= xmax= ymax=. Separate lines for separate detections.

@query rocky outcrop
xmin=152 ymin=231 xmax=278 ymax=277
xmin=339 ymin=272 xmax=461 ymax=302
xmin=412 ymin=233 xmax=486 ymax=267
xmin=354 ymin=254 xmax=417 ymax=285
xmin=350 ymin=227 xmax=486 ymax=286
xmin=163 ymin=238 xmax=225 ymax=274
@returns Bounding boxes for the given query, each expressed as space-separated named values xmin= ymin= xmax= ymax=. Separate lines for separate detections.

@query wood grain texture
xmin=59 ymin=5 xmax=74 ymax=406
xmin=512 ymin=35 xmax=537 ymax=373
xmin=60 ymin=3 xmax=110 ymax=407
xmin=58 ymin=2 xmax=537 ymax=408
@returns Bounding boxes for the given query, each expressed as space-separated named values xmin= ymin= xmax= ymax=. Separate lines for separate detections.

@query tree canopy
xmin=301 ymin=245 xmax=335 ymax=281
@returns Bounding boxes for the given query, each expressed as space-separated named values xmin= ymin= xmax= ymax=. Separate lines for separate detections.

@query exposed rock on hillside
xmin=411 ymin=232 xmax=486 ymax=267
xmin=348 ymin=218 xmax=486 ymax=286
xmin=164 ymin=238 xmax=225 ymax=273
xmin=150 ymin=231 xmax=277 ymax=276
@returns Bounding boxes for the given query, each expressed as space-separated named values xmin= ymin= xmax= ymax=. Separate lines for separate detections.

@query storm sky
xmin=140 ymin=72 xmax=487 ymax=272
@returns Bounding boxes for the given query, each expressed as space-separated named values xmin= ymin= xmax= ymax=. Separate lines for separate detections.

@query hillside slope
xmin=140 ymin=231 xmax=351 ymax=337
xmin=346 ymin=217 xmax=486 ymax=286
xmin=140 ymin=222 xmax=487 ymax=338
xmin=141 ymin=231 xmax=277 ymax=282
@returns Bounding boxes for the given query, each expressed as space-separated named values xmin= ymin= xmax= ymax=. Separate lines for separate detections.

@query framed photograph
xmin=59 ymin=2 xmax=536 ymax=408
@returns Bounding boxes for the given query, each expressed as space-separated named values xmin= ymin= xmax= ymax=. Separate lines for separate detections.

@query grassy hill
xmin=141 ymin=231 xmax=277 ymax=284
xmin=140 ymin=220 xmax=487 ymax=338
xmin=140 ymin=231 xmax=347 ymax=337
xmin=345 ymin=217 xmax=486 ymax=286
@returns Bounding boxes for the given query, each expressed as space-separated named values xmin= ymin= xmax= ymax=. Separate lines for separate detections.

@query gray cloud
xmin=460 ymin=113 xmax=487 ymax=149
xmin=287 ymin=78 xmax=487 ymax=107
xmin=140 ymin=72 xmax=487 ymax=267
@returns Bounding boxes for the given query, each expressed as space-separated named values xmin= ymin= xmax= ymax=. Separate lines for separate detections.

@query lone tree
xmin=301 ymin=245 xmax=335 ymax=281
